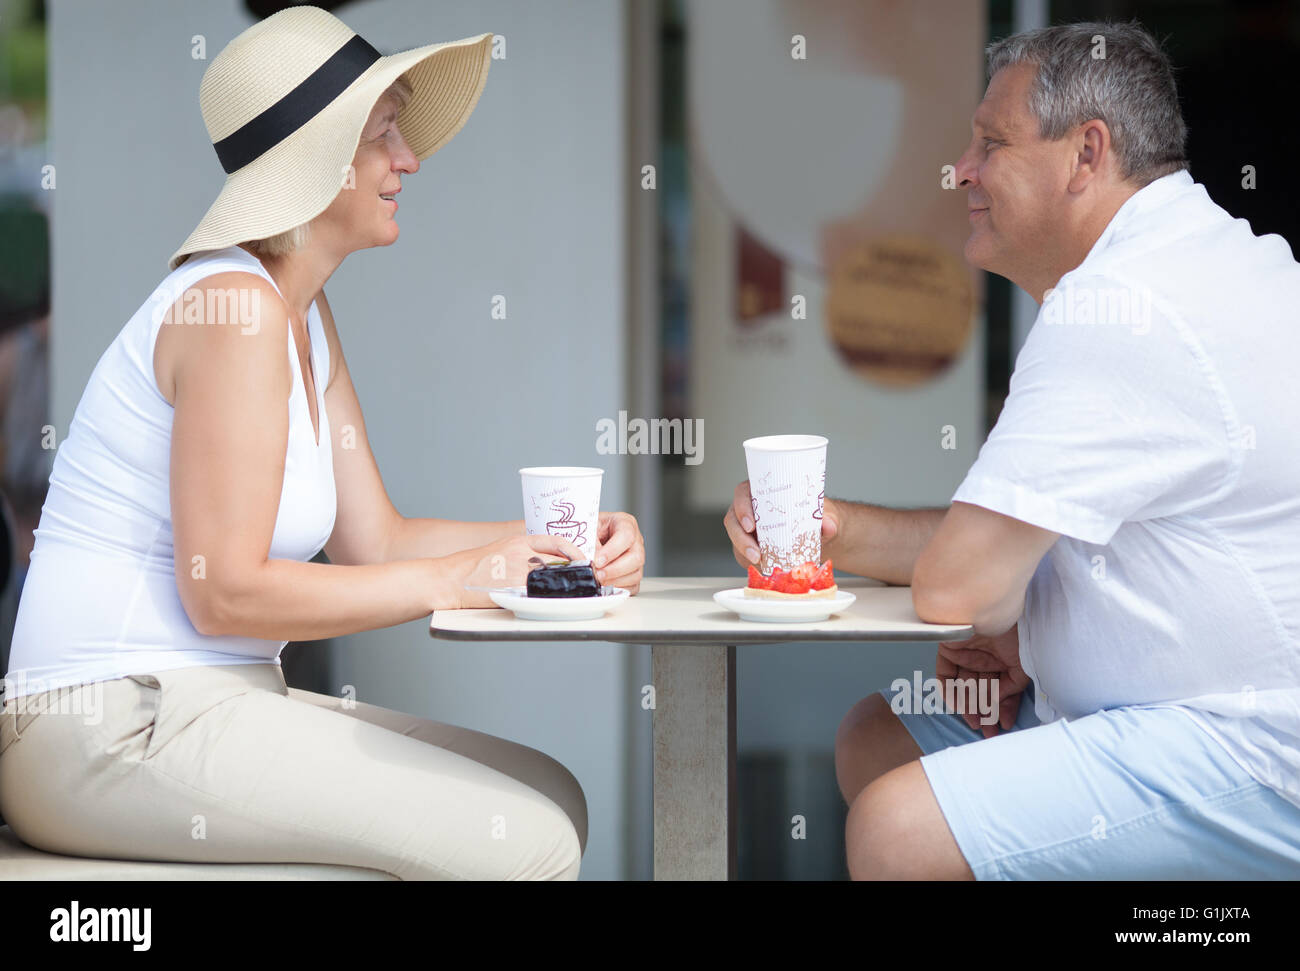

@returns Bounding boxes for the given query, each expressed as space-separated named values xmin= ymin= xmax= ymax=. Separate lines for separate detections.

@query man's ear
xmin=1068 ymin=118 xmax=1111 ymax=193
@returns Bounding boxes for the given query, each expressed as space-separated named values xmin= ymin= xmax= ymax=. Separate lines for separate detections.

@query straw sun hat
xmin=168 ymin=5 xmax=493 ymax=271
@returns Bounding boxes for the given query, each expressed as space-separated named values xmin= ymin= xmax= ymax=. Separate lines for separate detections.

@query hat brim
xmin=168 ymin=32 xmax=493 ymax=271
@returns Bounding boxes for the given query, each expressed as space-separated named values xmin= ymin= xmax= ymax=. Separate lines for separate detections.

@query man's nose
xmin=953 ymin=142 xmax=979 ymax=189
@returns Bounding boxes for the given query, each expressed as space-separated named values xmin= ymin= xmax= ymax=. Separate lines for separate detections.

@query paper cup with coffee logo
xmin=519 ymin=467 xmax=603 ymax=561
xmin=742 ymin=435 xmax=827 ymax=574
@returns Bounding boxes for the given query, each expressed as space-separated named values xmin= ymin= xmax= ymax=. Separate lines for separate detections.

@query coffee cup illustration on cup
xmin=521 ymin=467 xmax=602 ymax=560
xmin=546 ymin=499 xmax=587 ymax=550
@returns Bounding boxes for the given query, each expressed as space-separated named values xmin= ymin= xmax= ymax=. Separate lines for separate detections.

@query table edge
xmin=427 ymin=626 xmax=974 ymax=644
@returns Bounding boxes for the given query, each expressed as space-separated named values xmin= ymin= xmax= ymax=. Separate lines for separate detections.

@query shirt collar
xmin=1078 ymin=169 xmax=1195 ymax=267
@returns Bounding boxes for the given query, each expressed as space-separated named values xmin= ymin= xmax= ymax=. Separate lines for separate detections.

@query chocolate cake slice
xmin=525 ymin=560 xmax=600 ymax=598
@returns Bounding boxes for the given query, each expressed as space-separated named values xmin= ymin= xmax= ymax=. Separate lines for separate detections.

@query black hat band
xmin=213 ymin=33 xmax=382 ymax=174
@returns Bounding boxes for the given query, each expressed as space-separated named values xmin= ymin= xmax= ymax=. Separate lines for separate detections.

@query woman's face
xmin=317 ymin=90 xmax=418 ymax=252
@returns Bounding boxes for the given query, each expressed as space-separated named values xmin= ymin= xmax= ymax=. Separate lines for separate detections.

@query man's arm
xmin=820 ymin=498 xmax=948 ymax=585
xmin=724 ymin=483 xmax=946 ymax=585
xmin=911 ymin=501 xmax=1060 ymax=636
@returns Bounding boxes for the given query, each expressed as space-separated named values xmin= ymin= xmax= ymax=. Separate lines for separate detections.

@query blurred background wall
xmin=2 ymin=0 xmax=1297 ymax=879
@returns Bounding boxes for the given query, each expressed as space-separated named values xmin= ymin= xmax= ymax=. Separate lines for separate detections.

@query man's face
xmin=954 ymin=63 xmax=1072 ymax=282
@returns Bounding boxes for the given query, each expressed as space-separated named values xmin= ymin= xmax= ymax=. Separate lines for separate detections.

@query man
xmin=725 ymin=21 xmax=1300 ymax=879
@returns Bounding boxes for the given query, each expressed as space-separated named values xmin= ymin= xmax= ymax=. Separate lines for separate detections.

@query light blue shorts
xmin=885 ymin=683 xmax=1300 ymax=880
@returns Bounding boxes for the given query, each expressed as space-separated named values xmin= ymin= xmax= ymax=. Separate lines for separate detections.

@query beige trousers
xmin=0 ymin=662 xmax=586 ymax=879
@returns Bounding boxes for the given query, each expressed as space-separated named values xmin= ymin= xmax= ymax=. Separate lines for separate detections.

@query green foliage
xmin=1 ymin=0 xmax=47 ymax=105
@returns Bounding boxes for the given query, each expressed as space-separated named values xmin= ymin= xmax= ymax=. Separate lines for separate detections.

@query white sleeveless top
xmin=1 ymin=245 xmax=336 ymax=700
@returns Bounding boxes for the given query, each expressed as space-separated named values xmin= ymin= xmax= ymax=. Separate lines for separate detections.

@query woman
xmin=0 ymin=7 xmax=644 ymax=880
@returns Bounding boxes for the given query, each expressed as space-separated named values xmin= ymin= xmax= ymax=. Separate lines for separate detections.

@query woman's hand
xmin=594 ymin=511 xmax=645 ymax=594
xmin=455 ymin=533 xmax=586 ymax=609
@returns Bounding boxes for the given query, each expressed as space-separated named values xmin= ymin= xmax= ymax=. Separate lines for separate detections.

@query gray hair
xmin=986 ymin=21 xmax=1188 ymax=185
xmin=242 ymin=75 xmax=416 ymax=260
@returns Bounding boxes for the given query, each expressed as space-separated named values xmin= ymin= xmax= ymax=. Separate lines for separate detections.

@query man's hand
xmin=595 ymin=511 xmax=645 ymax=594
xmin=935 ymin=624 xmax=1029 ymax=738
xmin=723 ymin=479 xmax=840 ymax=569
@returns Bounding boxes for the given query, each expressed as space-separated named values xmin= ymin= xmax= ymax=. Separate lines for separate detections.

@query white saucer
xmin=713 ymin=587 xmax=856 ymax=623
xmin=488 ymin=586 xmax=630 ymax=621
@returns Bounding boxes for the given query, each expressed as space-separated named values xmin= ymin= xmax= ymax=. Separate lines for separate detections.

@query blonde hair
xmin=242 ymin=75 xmax=416 ymax=259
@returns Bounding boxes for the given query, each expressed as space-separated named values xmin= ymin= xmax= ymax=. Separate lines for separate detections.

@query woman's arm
xmin=386 ymin=516 xmax=525 ymax=559
xmin=313 ymin=290 xmax=527 ymax=564
xmin=167 ymin=272 xmax=473 ymax=641
xmin=167 ymin=274 xmax=582 ymax=642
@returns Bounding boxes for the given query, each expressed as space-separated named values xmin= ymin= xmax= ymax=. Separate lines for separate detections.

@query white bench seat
xmin=0 ymin=824 xmax=396 ymax=880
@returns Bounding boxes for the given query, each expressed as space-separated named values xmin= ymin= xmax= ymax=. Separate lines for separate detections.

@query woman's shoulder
xmin=156 ymin=266 xmax=288 ymax=333
xmin=162 ymin=248 xmax=286 ymax=320
xmin=151 ymin=257 xmax=292 ymax=405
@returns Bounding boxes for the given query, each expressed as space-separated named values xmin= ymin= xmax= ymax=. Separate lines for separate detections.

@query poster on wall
xmin=686 ymin=0 xmax=987 ymax=510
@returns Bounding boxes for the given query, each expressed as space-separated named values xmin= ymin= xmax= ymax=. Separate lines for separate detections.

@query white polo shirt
xmin=952 ymin=170 xmax=1300 ymax=810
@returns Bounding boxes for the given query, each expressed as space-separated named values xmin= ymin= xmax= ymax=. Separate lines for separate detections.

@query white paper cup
xmin=743 ymin=435 xmax=827 ymax=574
xmin=519 ymin=467 xmax=603 ymax=561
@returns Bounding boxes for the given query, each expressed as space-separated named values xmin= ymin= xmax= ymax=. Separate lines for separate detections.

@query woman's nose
xmin=394 ymin=131 xmax=420 ymax=174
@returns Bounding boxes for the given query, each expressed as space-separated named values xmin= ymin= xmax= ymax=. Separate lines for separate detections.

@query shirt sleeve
xmin=952 ymin=274 xmax=1238 ymax=545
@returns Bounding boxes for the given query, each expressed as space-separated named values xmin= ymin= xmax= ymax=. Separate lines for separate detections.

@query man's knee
xmin=844 ymin=770 xmax=919 ymax=880
xmin=837 ymin=692 xmax=894 ymax=742
xmin=845 ymin=764 xmax=973 ymax=881
xmin=835 ymin=692 xmax=902 ymax=800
